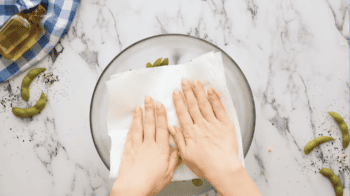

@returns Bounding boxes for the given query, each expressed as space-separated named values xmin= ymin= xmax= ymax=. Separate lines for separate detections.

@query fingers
xmin=143 ymin=96 xmax=156 ymax=143
xmin=181 ymin=79 xmax=204 ymax=123
xmin=173 ymin=88 xmax=194 ymax=131
xmin=156 ymin=102 xmax=170 ymax=147
xmin=207 ymin=88 xmax=231 ymax=123
xmin=130 ymin=104 xmax=143 ymax=148
xmin=180 ymin=89 xmax=189 ymax=111
xmin=191 ymin=80 xmax=217 ymax=123
xmin=169 ymin=125 xmax=186 ymax=153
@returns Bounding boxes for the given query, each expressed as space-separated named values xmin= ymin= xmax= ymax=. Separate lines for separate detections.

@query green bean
xmin=304 ymin=136 xmax=334 ymax=154
xmin=12 ymin=92 xmax=47 ymax=117
xmin=329 ymin=111 xmax=349 ymax=148
xmin=192 ymin=179 xmax=203 ymax=186
xmin=319 ymin=168 xmax=343 ymax=196
xmin=21 ymin=68 xmax=46 ymax=101
xmin=146 ymin=63 xmax=153 ymax=68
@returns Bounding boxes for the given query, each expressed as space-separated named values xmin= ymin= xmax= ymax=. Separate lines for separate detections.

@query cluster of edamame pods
xmin=146 ymin=57 xmax=168 ymax=68
xmin=304 ymin=111 xmax=349 ymax=196
xmin=12 ymin=68 xmax=47 ymax=117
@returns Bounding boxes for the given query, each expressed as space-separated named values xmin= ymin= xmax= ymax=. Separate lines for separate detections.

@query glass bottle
xmin=0 ymin=4 xmax=46 ymax=61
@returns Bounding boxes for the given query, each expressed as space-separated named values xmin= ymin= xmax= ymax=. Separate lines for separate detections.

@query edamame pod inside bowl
xmin=90 ymin=34 xmax=256 ymax=196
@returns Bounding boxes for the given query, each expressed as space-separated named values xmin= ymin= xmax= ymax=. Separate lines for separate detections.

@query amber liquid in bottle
xmin=0 ymin=4 xmax=46 ymax=61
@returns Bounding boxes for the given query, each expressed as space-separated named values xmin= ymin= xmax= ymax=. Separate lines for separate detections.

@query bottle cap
xmin=28 ymin=4 xmax=46 ymax=24
xmin=35 ymin=4 xmax=46 ymax=16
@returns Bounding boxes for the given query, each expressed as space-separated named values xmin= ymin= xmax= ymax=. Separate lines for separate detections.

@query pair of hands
xmin=113 ymin=79 xmax=240 ymax=196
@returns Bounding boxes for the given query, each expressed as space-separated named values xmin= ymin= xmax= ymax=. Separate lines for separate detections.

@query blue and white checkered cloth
xmin=0 ymin=0 xmax=80 ymax=83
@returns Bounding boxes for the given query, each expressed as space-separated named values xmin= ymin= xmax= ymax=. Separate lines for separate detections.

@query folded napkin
xmin=0 ymin=0 xmax=80 ymax=83
xmin=106 ymin=51 xmax=245 ymax=181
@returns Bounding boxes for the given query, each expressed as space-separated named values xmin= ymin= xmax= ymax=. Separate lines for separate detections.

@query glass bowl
xmin=90 ymin=34 xmax=256 ymax=196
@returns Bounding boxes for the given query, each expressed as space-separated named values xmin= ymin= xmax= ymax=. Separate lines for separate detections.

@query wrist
xmin=207 ymin=162 xmax=262 ymax=196
xmin=204 ymin=156 xmax=244 ymax=181
xmin=112 ymin=180 xmax=150 ymax=196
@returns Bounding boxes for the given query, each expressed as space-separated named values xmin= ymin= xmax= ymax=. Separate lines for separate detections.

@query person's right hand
xmin=168 ymin=79 xmax=242 ymax=180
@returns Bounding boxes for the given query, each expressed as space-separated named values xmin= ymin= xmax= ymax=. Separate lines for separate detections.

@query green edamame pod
xmin=192 ymin=179 xmax=203 ymax=186
xmin=319 ymin=168 xmax=343 ymax=196
xmin=153 ymin=58 xmax=162 ymax=67
xmin=329 ymin=111 xmax=349 ymax=148
xmin=12 ymin=92 xmax=47 ymax=117
xmin=21 ymin=68 xmax=46 ymax=101
xmin=160 ymin=58 xmax=168 ymax=66
xmin=304 ymin=136 xmax=334 ymax=154
xmin=146 ymin=63 xmax=153 ymax=68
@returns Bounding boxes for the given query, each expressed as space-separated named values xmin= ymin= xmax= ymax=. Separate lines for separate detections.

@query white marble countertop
xmin=0 ymin=0 xmax=349 ymax=195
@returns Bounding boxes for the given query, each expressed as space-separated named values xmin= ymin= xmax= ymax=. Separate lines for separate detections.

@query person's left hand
xmin=114 ymin=96 xmax=181 ymax=196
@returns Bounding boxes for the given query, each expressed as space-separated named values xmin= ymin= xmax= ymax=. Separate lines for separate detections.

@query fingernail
xmin=208 ymin=87 xmax=214 ymax=95
xmin=182 ymin=79 xmax=189 ymax=85
xmin=193 ymin=79 xmax=199 ymax=86
xmin=174 ymin=89 xmax=180 ymax=95
xmin=156 ymin=102 xmax=162 ymax=109
xmin=145 ymin=95 xmax=151 ymax=103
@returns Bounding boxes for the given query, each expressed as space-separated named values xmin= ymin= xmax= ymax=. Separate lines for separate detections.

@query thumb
xmin=168 ymin=125 xmax=186 ymax=154
xmin=169 ymin=147 xmax=182 ymax=172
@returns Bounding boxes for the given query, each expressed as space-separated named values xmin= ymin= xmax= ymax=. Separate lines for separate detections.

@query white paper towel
xmin=106 ymin=51 xmax=245 ymax=181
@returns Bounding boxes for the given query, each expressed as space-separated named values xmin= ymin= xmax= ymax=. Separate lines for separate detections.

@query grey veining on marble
xmin=0 ymin=0 xmax=349 ymax=195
